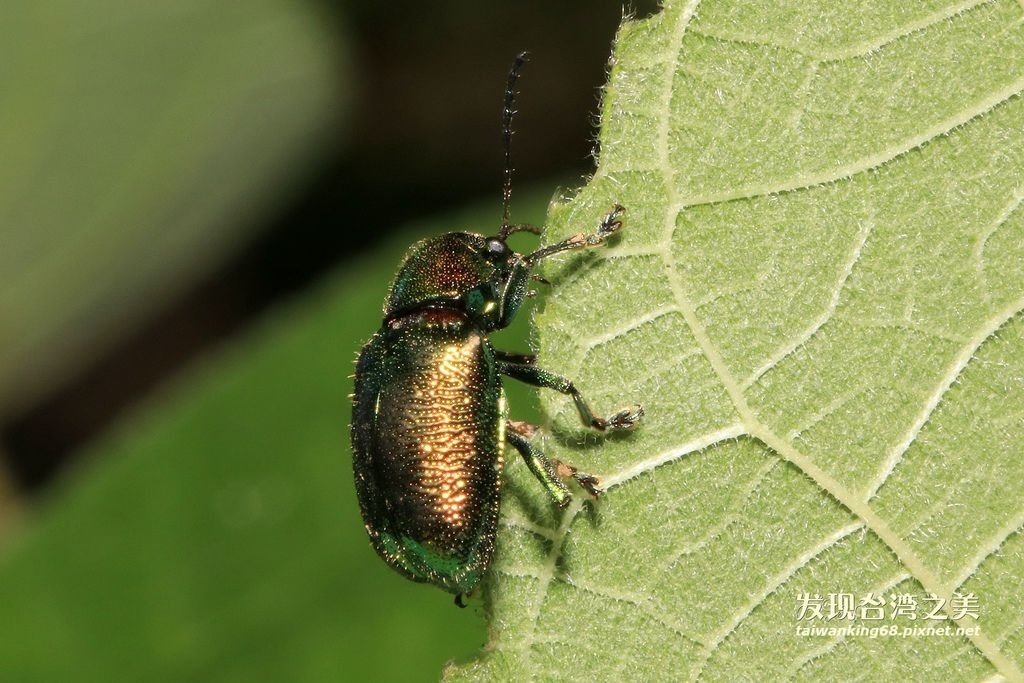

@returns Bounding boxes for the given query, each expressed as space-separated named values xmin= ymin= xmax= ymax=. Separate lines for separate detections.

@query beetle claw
xmin=555 ymin=460 xmax=604 ymax=499
xmin=596 ymin=204 xmax=625 ymax=240
xmin=573 ymin=473 xmax=605 ymax=498
xmin=607 ymin=404 xmax=644 ymax=430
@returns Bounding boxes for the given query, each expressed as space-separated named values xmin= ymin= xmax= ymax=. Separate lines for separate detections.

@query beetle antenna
xmin=499 ymin=51 xmax=529 ymax=240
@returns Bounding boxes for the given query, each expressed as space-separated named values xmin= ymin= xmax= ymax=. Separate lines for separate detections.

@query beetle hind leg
xmin=506 ymin=422 xmax=604 ymax=503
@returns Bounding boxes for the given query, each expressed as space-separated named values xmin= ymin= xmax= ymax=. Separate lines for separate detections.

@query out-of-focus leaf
xmin=0 ymin=0 xmax=348 ymax=411
xmin=0 ymin=194 xmax=558 ymax=682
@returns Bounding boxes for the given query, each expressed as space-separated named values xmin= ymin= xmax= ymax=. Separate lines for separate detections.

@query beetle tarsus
xmin=555 ymin=460 xmax=604 ymax=498
xmin=595 ymin=404 xmax=644 ymax=431
xmin=574 ymin=473 xmax=605 ymax=498
xmin=524 ymin=204 xmax=628 ymax=265
xmin=455 ymin=593 xmax=467 ymax=609
xmin=596 ymin=204 xmax=625 ymax=240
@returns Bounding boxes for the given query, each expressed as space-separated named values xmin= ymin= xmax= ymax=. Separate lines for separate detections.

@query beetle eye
xmin=484 ymin=238 xmax=509 ymax=261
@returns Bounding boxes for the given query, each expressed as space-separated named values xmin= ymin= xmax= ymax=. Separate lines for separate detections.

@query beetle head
xmin=384 ymin=232 xmax=530 ymax=331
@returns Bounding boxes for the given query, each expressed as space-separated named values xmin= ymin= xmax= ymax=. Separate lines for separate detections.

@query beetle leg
xmin=524 ymin=204 xmax=624 ymax=265
xmin=497 ymin=361 xmax=644 ymax=431
xmin=507 ymin=421 xmax=604 ymax=498
xmin=553 ymin=460 xmax=604 ymax=498
xmin=495 ymin=350 xmax=537 ymax=365
xmin=530 ymin=274 xmax=551 ymax=286
xmin=506 ymin=429 xmax=572 ymax=506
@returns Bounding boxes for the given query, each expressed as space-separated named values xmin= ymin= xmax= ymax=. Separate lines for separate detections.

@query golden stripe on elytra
xmin=412 ymin=343 xmax=484 ymax=526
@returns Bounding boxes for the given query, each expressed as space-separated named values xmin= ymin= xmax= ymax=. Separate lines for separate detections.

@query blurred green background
xmin=0 ymin=0 xmax=654 ymax=680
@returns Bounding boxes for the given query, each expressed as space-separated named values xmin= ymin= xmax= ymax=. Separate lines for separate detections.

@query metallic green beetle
xmin=351 ymin=53 xmax=643 ymax=605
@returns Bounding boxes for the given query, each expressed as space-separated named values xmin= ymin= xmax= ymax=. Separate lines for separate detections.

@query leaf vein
xmin=580 ymin=305 xmax=679 ymax=350
xmin=753 ymin=426 xmax=1024 ymax=680
xmin=864 ymin=296 xmax=1024 ymax=501
xmin=562 ymin=577 xmax=707 ymax=648
xmin=949 ymin=506 xmax=1024 ymax=593
xmin=690 ymin=0 xmax=996 ymax=63
xmin=500 ymin=514 xmax=560 ymax=542
xmin=788 ymin=385 xmax=874 ymax=441
xmin=518 ymin=497 xmax=585 ymax=670
xmin=658 ymin=458 xmax=777 ymax=570
xmin=673 ymin=76 xmax=1024 ymax=210
xmin=743 ymin=214 xmax=874 ymax=389
xmin=974 ymin=187 xmax=1024 ymax=304
xmin=843 ymin=318 xmax=970 ymax=345
xmin=602 ymin=423 xmax=747 ymax=489
xmin=691 ymin=522 xmax=865 ymax=682
xmin=786 ymin=571 xmax=912 ymax=679
xmin=787 ymin=60 xmax=821 ymax=130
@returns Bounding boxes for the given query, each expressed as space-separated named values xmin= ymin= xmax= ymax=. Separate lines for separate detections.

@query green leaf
xmin=450 ymin=0 xmax=1024 ymax=680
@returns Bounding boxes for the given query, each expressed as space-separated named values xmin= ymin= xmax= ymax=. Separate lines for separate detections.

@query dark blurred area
xmin=1 ymin=0 xmax=657 ymax=498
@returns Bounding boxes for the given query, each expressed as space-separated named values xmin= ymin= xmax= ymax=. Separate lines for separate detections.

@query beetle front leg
xmin=524 ymin=204 xmax=625 ymax=266
xmin=506 ymin=423 xmax=603 ymax=503
xmin=498 ymin=361 xmax=643 ymax=431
